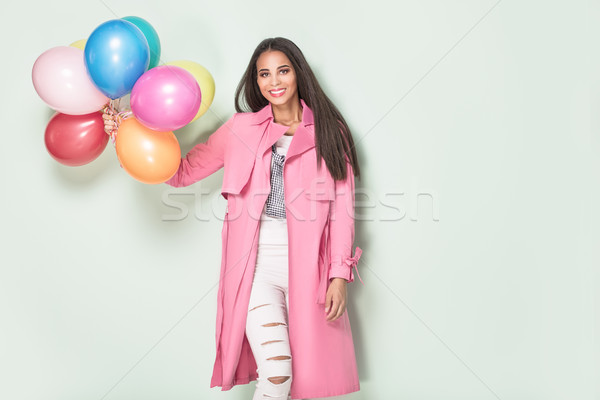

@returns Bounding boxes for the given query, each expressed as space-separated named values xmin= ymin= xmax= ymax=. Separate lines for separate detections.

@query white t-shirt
xmin=258 ymin=134 xmax=294 ymax=245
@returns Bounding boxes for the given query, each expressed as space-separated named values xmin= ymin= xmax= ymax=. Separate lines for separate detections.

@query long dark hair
xmin=234 ymin=37 xmax=360 ymax=181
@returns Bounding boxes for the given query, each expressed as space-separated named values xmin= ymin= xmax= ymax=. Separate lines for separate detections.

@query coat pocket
xmin=316 ymin=217 xmax=331 ymax=304
xmin=215 ymin=211 xmax=230 ymax=347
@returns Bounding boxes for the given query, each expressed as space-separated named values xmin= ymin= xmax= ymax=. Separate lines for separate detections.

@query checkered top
xmin=265 ymin=143 xmax=287 ymax=218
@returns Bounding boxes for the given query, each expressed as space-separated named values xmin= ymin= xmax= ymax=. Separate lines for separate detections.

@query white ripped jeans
xmin=245 ymin=214 xmax=349 ymax=400
xmin=245 ymin=215 xmax=293 ymax=400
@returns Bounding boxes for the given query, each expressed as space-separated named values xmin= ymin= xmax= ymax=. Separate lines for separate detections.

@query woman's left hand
xmin=325 ymin=278 xmax=348 ymax=321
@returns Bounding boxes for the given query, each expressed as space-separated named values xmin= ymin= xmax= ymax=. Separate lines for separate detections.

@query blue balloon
xmin=122 ymin=16 xmax=161 ymax=70
xmin=84 ymin=19 xmax=150 ymax=99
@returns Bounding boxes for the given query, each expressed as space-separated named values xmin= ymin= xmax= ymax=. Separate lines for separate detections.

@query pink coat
xmin=166 ymin=98 xmax=363 ymax=399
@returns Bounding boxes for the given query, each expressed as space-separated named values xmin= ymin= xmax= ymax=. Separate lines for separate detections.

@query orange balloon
xmin=116 ymin=118 xmax=181 ymax=184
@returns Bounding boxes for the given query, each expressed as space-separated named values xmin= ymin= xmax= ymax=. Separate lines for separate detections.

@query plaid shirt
xmin=264 ymin=143 xmax=286 ymax=218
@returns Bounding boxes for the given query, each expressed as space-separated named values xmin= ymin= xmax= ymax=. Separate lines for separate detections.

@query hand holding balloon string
xmin=102 ymin=99 xmax=132 ymax=142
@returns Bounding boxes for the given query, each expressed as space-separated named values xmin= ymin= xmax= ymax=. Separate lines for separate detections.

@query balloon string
xmin=102 ymin=100 xmax=133 ymax=144
xmin=117 ymin=111 xmax=133 ymax=123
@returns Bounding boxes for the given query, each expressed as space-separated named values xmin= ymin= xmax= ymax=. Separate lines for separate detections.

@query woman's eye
xmin=259 ymin=69 xmax=288 ymax=78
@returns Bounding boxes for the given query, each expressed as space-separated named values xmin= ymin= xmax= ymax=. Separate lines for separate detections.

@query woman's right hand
xmin=102 ymin=107 xmax=118 ymax=136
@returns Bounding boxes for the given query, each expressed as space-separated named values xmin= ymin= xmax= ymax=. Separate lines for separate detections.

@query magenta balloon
xmin=32 ymin=46 xmax=109 ymax=115
xmin=130 ymin=65 xmax=201 ymax=131
xmin=45 ymin=112 xmax=109 ymax=166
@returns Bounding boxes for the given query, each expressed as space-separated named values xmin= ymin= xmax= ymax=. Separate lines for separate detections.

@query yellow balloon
xmin=69 ymin=39 xmax=87 ymax=50
xmin=166 ymin=60 xmax=215 ymax=122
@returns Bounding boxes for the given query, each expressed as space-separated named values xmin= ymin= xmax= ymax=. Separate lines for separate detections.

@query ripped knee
xmin=262 ymin=322 xmax=287 ymax=327
xmin=266 ymin=355 xmax=291 ymax=361
xmin=267 ymin=375 xmax=291 ymax=385
xmin=261 ymin=340 xmax=284 ymax=346
xmin=249 ymin=303 xmax=270 ymax=312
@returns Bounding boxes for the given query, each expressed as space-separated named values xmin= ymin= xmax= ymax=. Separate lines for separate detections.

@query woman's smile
xmin=269 ymin=88 xmax=286 ymax=97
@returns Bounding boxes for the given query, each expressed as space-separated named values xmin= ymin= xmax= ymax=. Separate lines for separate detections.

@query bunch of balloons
xmin=32 ymin=16 xmax=215 ymax=184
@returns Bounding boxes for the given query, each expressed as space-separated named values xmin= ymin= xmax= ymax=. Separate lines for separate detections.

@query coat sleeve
xmin=165 ymin=113 xmax=237 ymax=188
xmin=328 ymin=159 xmax=363 ymax=284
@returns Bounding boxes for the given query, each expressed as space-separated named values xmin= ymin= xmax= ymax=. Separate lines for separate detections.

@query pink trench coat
xmin=166 ymin=99 xmax=363 ymax=399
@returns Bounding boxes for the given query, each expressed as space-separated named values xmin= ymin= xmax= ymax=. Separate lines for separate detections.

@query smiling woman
xmin=165 ymin=37 xmax=363 ymax=400
xmin=257 ymin=53 xmax=299 ymax=104
xmin=234 ymin=38 xmax=361 ymax=182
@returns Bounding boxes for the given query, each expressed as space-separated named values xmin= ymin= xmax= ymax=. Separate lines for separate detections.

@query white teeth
xmin=270 ymin=89 xmax=285 ymax=94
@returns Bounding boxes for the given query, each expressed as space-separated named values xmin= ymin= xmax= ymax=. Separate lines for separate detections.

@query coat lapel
xmin=222 ymin=99 xmax=317 ymax=198
xmin=254 ymin=98 xmax=317 ymax=183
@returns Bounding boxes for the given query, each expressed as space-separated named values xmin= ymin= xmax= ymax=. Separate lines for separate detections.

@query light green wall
xmin=1 ymin=0 xmax=597 ymax=399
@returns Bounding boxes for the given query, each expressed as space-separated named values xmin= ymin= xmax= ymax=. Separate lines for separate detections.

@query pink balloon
xmin=130 ymin=65 xmax=201 ymax=131
xmin=45 ymin=112 xmax=109 ymax=166
xmin=32 ymin=46 xmax=109 ymax=115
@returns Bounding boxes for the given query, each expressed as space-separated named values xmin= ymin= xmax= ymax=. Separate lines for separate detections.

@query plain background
xmin=1 ymin=0 xmax=597 ymax=399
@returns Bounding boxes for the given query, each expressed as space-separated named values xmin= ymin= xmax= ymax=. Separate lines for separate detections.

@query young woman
xmin=167 ymin=37 xmax=363 ymax=399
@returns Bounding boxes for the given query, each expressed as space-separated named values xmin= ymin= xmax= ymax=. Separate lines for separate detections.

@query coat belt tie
xmin=316 ymin=246 xmax=364 ymax=304
xmin=345 ymin=246 xmax=363 ymax=284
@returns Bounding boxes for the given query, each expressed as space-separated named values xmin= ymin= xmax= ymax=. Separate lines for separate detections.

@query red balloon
xmin=44 ymin=112 xmax=109 ymax=166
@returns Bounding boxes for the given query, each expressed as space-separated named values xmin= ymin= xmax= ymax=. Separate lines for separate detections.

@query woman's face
xmin=256 ymin=50 xmax=298 ymax=106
